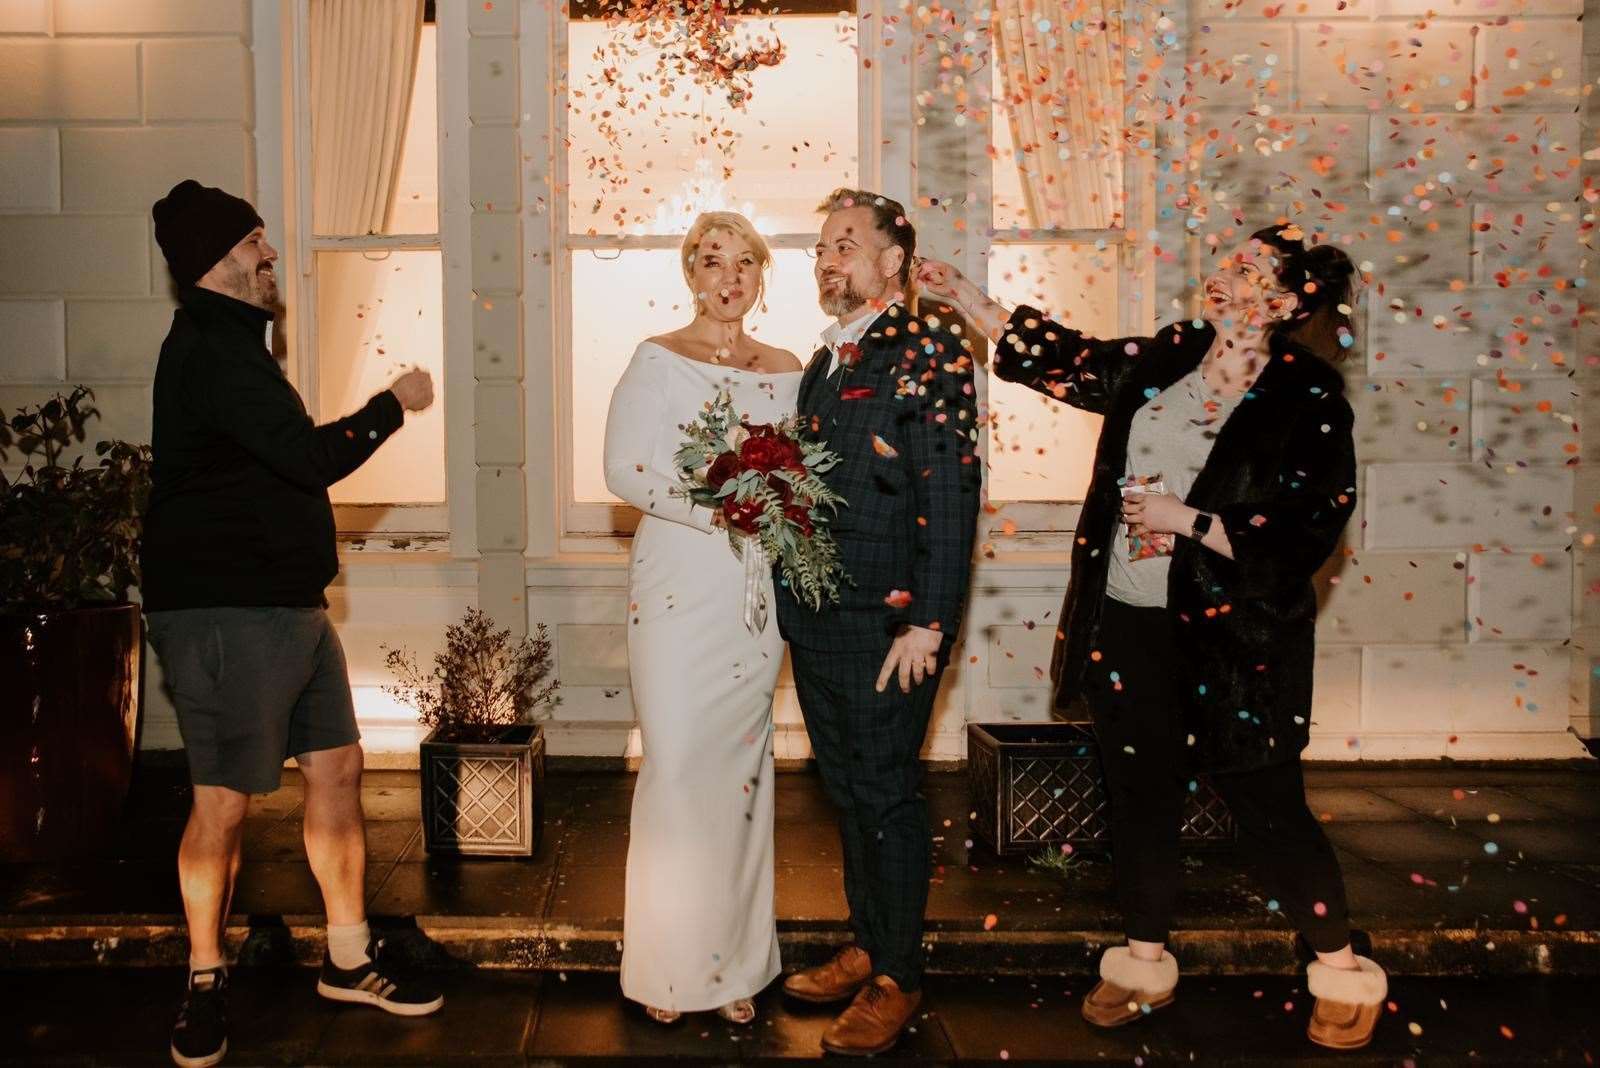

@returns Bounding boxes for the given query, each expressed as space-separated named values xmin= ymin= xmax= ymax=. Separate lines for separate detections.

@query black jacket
xmin=141 ymin=287 xmax=404 ymax=611
xmin=994 ymin=306 xmax=1357 ymax=773
xmin=776 ymin=304 xmax=983 ymax=651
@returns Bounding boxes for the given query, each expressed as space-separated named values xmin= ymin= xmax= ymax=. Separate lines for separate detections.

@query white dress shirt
xmin=820 ymin=298 xmax=903 ymax=376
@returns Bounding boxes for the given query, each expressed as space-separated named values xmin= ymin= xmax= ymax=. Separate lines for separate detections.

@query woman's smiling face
xmin=1202 ymin=239 xmax=1299 ymax=331
xmin=689 ymin=227 xmax=762 ymax=323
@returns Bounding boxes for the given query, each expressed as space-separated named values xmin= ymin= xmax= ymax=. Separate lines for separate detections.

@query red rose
xmin=740 ymin=432 xmax=804 ymax=473
xmin=723 ymin=495 xmax=765 ymax=534
xmin=784 ymin=503 xmax=815 ymax=537
xmin=705 ymin=451 xmax=741 ymax=492
xmin=837 ymin=341 xmax=862 ymax=369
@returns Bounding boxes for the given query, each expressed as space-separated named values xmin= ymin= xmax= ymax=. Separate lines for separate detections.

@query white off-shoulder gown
xmin=603 ymin=340 xmax=800 ymax=1012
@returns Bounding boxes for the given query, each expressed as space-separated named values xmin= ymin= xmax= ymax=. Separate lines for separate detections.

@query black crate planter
xmin=420 ymin=723 xmax=545 ymax=857
xmin=967 ymin=722 xmax=1234 ymax=855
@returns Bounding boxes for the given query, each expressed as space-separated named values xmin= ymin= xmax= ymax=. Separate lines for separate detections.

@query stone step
xmin=4 ymin=917 xmax=1596 ymax=978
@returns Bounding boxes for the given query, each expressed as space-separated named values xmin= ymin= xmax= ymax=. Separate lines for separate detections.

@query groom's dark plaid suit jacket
xmin=775 ymin=302 xmax=983 ymax=653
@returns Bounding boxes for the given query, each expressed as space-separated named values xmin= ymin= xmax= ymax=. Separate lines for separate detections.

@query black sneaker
xmin=171 ymin=966 xmax=228 ymax=1068
xmin=315 ymin=936 xmax=444 ymax=1016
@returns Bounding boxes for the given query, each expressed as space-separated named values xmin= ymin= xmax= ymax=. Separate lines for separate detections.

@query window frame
xmin=965 ymin=13 xmax=1157 ymax=546
xmin=549 ymin=1 xmax=906 ymax=548
xmin=278 ymin=0 xmax=453 ymax=541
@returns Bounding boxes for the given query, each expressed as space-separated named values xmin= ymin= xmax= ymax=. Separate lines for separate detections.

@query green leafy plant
xmin=382 ymin=608 xmax=561 ymax=744
xmin=1028 ymin=844 xmax=1096 ymax=881
xmin=0 ymin=387 xmax=152 ymax=608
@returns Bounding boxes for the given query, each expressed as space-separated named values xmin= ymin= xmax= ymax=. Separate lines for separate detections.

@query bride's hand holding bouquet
xmin=673 ymin=391 xmax=848 ymax=611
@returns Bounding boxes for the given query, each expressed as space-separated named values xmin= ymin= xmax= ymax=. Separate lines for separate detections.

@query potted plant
xmin=0 ymin=387 xmax=153 ymax=861
xmin=967 ymin=720 xmax=1235 ymax=855
xmin=384 ymin=608 xmax=559 ymax=857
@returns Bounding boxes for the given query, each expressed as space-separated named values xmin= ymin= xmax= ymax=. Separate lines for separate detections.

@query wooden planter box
xmin=1 ymin=603 xmax=143 ymax=861
xmin=967 ymin=722 xmax=1234 ymax=856
xmin=419 ymin=723 xmax=545 ymax=858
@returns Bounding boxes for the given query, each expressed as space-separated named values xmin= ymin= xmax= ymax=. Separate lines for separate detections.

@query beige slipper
xmin=1306 ymin=956 xmax=1387 ymax=1050
xmin=1081 ymin=946 xmax=1179 ymax=1028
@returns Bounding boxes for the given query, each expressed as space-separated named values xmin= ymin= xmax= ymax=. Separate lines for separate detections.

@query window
xmin=968 ymin=7 xmax=1155 ymax=538
xmin=559 ymin=2 xmax=867 ymax=538
xmin=283 ymin=0 xmax=446 ymax=536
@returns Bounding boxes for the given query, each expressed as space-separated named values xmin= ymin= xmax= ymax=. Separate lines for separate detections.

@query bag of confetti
xmin=1120 ymin=474 xmax=1174 ymax=561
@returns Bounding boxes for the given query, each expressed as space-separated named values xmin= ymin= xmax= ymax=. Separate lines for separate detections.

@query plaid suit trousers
xmin=789 ymin=640 xmax=945 ymax=990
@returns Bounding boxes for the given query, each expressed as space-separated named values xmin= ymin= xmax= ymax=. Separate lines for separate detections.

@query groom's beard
xmin=213 ymin=257 xmax=280 ymax=310
xmin=819 ymin=278 xmax=868 ymax=318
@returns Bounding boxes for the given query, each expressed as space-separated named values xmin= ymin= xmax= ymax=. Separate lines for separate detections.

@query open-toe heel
xmin=645 ymin=1005 xmax=682 ymax=1025
xmin=716 ymin=998 xmax=756 ymax=1025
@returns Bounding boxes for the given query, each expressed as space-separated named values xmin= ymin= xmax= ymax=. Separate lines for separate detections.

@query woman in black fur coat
xmin=917 ymin=228 xmax=1387 ymax=1051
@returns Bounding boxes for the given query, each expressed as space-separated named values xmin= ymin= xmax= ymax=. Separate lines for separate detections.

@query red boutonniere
xmin=836 ymin=341 xmax=862 ymax=370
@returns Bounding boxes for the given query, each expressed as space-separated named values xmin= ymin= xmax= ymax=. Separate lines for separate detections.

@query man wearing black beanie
xmin=143 ymin=180 xmax=441 ymax=1068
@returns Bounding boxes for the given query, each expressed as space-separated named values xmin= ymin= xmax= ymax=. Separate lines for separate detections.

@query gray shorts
xmin=145 ymin=607 xmax=360 ymax=795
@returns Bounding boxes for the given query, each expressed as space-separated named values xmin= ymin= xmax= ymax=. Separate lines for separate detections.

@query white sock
xmin=188 ymin=956 xmax=226 ymax=985
xmin=326 ymin=921 xmax=372 ymax=970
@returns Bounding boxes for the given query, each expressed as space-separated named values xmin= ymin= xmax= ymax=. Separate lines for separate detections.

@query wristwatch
xmin=1190 ymin=511 xmax=1214 ymax=540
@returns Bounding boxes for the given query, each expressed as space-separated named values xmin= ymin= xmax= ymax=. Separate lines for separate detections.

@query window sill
xmin=523 ymin=549 xmax=1071 ymax=590
xmin=337 ymin=531 xmax=451 ymax=553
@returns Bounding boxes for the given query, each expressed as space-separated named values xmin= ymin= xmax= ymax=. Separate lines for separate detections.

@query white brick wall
xmin=512 ymin=0 xmax=1597 ymax=759
xmin=0 ymin=40 xmax=141 ymax=120
xmin=0 ymin=129 xmax=61 ymax=211
xmin=0 ymin=0 xmax=257 ymax=753
xmin=6 ymin=1 xmax=1592 ymax=760
xmin=52 ymin=0 xmax=246 ymax=36
xmin=897 ymin=0 xmax=1596 ymax=758
xmin=1365 ymin=463 xmax=1572 ymax=548
xmin=0 ymin=302 xmax=66 ymax=382
xmin=61 ymin=128 xmax=252 ymax=212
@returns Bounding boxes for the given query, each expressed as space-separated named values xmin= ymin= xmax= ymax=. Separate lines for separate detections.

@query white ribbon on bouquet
xmin=741 ymin=539 xmax=769 ymax=635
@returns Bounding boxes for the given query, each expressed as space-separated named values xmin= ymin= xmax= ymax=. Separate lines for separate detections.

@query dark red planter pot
xmin=0 ymin=603 xmax=143 ymax=861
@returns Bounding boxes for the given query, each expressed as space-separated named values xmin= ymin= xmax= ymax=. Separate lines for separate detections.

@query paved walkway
xmin=3 ymin=763 xmax=1597 ymax=975
xmin=5 ymin=966 xmax=1596 ymax=1064
xmin=5 ymin=762 xmax=1599 ymax=1063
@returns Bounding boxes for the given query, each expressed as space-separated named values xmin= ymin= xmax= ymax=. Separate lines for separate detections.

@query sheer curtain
xmin=310 ymin=0 xmax=425 ymax=235
xmin=993 ymin=0 xmax=1124 ymax=229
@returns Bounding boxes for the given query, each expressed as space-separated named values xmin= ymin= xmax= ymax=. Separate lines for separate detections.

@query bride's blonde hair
xmin=681 ymin=211 xmax=772 ymax=310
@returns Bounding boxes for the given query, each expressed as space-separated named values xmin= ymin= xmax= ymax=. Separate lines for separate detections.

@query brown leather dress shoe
xmin=781 ymin=945 xmax=872 ymax=1004
xmin=820 ymin=975 xmax=922 ymax=1056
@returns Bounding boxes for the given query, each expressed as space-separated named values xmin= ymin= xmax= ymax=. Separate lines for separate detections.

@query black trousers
xmin=790 ymin=641 xmax=942 ymax=991
xmin=1082 ymin=597 xmax=1353 ymax=954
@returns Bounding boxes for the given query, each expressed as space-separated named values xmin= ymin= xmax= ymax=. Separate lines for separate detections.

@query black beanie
xmin=152 ymin=179 xmax=264 ymax=289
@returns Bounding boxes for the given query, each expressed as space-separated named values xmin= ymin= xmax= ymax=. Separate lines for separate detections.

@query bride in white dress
xmin=602 ymin=212 xmax=803 ymax=1025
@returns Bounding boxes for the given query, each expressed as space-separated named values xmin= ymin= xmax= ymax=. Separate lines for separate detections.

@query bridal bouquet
xmin=673 ymin=391 xmax=847 ymax=614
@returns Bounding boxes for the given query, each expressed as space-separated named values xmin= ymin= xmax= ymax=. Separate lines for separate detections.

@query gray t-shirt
xmin=1105 ymin=366 xmax=1242 ymax=608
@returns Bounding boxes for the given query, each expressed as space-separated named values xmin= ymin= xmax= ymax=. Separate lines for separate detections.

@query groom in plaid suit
xmin=775 ymin=189 xmax=982 ymax=1056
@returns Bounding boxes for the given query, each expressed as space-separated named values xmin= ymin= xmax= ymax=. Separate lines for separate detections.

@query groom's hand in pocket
xmin=876 ymin=624 xmax=943 ymax=694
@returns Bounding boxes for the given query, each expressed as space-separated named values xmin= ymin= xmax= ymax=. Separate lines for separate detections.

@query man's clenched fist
xmin=388 ymin=368 xmax=434 ymax=412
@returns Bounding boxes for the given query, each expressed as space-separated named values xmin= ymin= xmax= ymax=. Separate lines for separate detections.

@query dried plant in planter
xmin=383 ymin=608 xmax=560 ymax=745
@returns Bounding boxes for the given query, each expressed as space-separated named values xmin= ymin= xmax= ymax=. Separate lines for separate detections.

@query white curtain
xmin=310 ymin=0 xmax=425 ymax=235
xmin=993 ymin=0 xmax=1124 ymax=230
